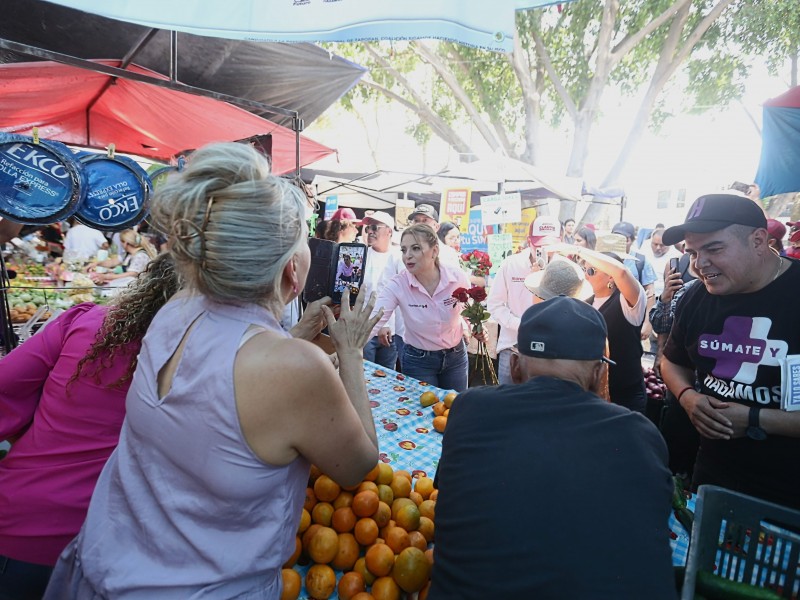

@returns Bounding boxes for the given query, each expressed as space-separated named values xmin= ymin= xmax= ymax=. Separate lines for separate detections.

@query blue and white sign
xmin=459 ymin=207 xmax=488 ymax=255
xmin=0 ymin=134 xmax=86 ymax=225
xmin=324 ymin=194 xmax=339 ymax=220
xmin=76 ymin=155 xmax=151 ymax=232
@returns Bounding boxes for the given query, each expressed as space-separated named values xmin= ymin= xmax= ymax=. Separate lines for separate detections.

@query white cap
xmin=363 ymin=211 xmax=395 ymax=230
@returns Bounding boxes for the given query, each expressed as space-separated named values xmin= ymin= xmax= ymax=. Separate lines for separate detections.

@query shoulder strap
xmin=634 ymin=252 xmax=645 ymax=282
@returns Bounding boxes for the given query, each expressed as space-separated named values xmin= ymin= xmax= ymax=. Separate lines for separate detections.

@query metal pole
xmin=169 ymin=30 xmax=178 ymax=82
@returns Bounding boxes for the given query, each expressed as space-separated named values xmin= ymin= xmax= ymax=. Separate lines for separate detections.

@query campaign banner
xmin=440 ymin=188 xmax=471 ymax=230
xmin=459 ymin=207 xmax=488 ymax=255
xmin=395 ymin=198 xmax=416 ymax=229
xmin=324 ymin=194 xmax=339 ymax=220
xmin=44 ymin=0 xmax=560 ymax=53
xmin=487 ymin=233 xmax=513 ymax=276
xmin=505 ymin=206 xmax=538 ymax=253
xmin=480 ymin=192 xmax=522 ymax=226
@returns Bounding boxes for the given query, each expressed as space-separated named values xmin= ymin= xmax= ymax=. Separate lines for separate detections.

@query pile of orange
xmin=426 ymin=391 xmax=457 ymax=433
xmin=281 ymin=461 xmax=438 ymax=600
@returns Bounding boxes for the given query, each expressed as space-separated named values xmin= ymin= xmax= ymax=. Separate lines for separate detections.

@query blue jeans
xmin=497 ymin=349 xmax=515 ymax=385
xmin=0 ymin=554 xmax=53 ymax=600
xmin=394 ymin=335 xmax=405 ymax=371
xmin=402 ymin=341 xmax=468 ymax=392
xmin=363 ymin=335 xmax=399 ymax=370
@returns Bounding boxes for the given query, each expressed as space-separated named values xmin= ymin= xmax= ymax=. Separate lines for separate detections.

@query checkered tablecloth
xmin=362 ymin=359 xmax=452 ymax=478
xmin=669 ymin=494 xmax=697 ymax=566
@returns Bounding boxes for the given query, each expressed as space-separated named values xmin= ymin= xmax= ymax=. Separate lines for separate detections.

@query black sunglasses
xmin=366 ymin=224 xmax=388 ymax=232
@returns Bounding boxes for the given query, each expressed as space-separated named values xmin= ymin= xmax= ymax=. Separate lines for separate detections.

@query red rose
xmin=452 ymin=287 xmax=470 ymax=303
xmin=467 ymin=286 xmax=487 ymax=302
xmin=461 ymin=253 xmax=471 ymax=262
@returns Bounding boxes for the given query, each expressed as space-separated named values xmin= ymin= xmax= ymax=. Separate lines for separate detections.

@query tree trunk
xmin=766 ymin=192 xmax=796 ymax=218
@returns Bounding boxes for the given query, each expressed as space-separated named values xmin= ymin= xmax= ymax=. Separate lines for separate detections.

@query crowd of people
xmin=0 ymin=142 xmax=798 ymax=599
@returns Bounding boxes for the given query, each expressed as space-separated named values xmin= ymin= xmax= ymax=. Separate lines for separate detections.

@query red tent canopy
xmin=0 ymin=60 xmax=334 ymax=174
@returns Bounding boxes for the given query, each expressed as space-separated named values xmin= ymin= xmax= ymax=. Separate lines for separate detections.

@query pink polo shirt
xmin=486 ymin=249 xmax=538 ymax=353
xmin=372 ymin=262 xmax=470 ymax=351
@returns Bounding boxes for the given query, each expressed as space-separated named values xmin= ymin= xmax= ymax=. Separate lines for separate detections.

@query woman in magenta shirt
xmin=0 ymin=254 xmax=179 ymax=599
xmin=372 ymin=224 xmax=472 ymax=391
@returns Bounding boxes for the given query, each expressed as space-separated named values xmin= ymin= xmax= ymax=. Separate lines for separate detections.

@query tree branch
xmin=611 ymin=0 xmax=693 ymax=62
xmin=531 ymin=27 xmax=577 ymax=118
xmin=508 ymin=31 xmax=541 ymax=163
xmin=412 ymin=41 xmax=501 ymax=153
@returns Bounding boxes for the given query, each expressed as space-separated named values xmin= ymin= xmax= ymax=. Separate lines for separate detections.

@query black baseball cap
xmin=662 ymin=194 xmax=768 ymax=246
xmin=408 ymin=204 xmax=439 ymax=222
xmin=611 ymin=221 xmax=635 ymax=240
xmin=517 ymin=296 xmax=614 ymax=364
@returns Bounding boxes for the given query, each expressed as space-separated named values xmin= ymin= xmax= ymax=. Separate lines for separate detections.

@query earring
xmin=292 ymin=283 xmax=298 ymax=294
xmin=607 ymin=281 xmax=615 ymax=289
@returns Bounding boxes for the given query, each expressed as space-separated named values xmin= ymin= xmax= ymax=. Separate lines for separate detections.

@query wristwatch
xmin=746 ymin=406 xmax=767 ymax=441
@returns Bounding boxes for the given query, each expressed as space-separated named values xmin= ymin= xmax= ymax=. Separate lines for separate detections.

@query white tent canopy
xmin=43 ymin=0 xmax=566 ymax=53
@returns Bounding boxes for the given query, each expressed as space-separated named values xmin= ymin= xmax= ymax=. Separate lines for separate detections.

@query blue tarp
xmin=755 ymin=88 xmax=800 ymax=198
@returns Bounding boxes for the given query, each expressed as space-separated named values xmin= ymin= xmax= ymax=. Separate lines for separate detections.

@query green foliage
xmin=729 ymin=0 xmax=800 ymax=77
xmin=685 ymin=55 xmax=748 ymax=113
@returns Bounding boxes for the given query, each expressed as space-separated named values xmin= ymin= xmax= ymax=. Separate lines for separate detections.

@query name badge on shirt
xmin=780 ymin=355 xmax=800 ymax=411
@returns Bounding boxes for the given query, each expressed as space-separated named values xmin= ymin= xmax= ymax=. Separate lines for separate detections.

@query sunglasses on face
xmin=584 ymin=266 xmax=597 ymax=276
xmin=366 ymin=224 xmax=388 ymax=232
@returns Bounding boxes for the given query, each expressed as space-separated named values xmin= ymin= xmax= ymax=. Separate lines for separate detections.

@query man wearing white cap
xmin=487 ymin=215 xmax=561 ymax=384
xmin=361 ymin=211 xmax=404 ymax=369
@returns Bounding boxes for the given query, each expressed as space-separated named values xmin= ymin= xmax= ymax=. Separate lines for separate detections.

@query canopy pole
xmin=293 ymin=116 xmax=304 ymax=177
xmin=169 ymin=31 xmax=178 ymax=82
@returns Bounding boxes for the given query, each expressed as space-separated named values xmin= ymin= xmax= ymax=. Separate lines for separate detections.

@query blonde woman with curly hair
xmin=45 ymin=142 xmax=381 ymax=599
xmin=0 ymin=253 xmax=181 ymax=599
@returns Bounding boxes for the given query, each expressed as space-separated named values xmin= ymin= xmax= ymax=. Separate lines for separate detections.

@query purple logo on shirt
xmin=698 ymin=316 xmax=787 ymax=384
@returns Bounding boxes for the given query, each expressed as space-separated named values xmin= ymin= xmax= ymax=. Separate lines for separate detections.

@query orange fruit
xmin=380 ymin=519 xmax=395 ymax=540
xmin=302 ymin=523 xmax=322 ymax=551
xmin=432 ymin=416 xmax=447 ymax=433
xmin=333 ymin=490 xmax=354 ymax=510
xmin=390 ymin=475 xmax=411 ymax=499
xmin=309 ymin=464 xmax=323 ymax=484
xmin=365 ymin=542 xmax=395 ymax=577
xmin=314 ymin=475 xmax=341 ymax=503
xmin=305 ymin=563 xmax=336 ymax=600
xmin=376 ymin=462 xmax=394 ymax=485
xmin=331 ymin=533 xmax=360 ymax=571
xmin=332 ymin=507 xmax=357 ymax=533
xmin=443 ymin=409 xmax=450 ymax=417
xmin=418 ymin=500 xmax=436 ymax=520
xmin=373 ymin=501 xmax=391 ymax=528
xmin=280 ymin=568 xmax=302 ymax=600
xmin=391 ymin=498 xmax=415 ymax=521
xmin=419 ymin=581 xmax=431 ymax=600
xmin=297 ymin=508 xmax=311 ymax=533
xmin=371 ymin=576 xmax=401 ymax=600
xmin=395 ymin=503 xmax=421 ymax=532
xmin=377 ymin=484 xmax=394 ymax=506
xmin=395 ymin=470 xmax=412 ymax=482
xmin=283 ymin=536 xmax=302 ymax=568
xmin=432 ymin=402 xmax=447 ymax=417
xmin=353 ymin=557 xmax=377 ymax=586
xmin=443 ymin=391 xmax=457 ymax=408
xmin=304 ymin=487 xmax=318 ymax=512
xmin=424 ymin=548 xmax=434 ymax=565
xmin=352 ymin=491 xmax=379 ymax=518
xmin=357 ymin=481 xmax=379 ymax=495
xmin=311 ymin=502 xmax=334 ymax=526
xmin=419 ymin=391 xmax=438 ymax=407
xmin=408 ymin=491 xmax=423 ymax=506
xmin=384 ymin=526 xmax=411 ymax=554
xmin=308 ymin=526 xmax=339 ymax=564
xmin=354 ymin=518 xmax=379 ymax=546
xmin=392 ymin=547 xmax=431 ymax=593
xmin=414 ymin=477 xmax=435 ymax=500
xmin=408 ymin=530 xmax=428 ymax=552
xmin=429 ymin=489 xmax=438 ymax=501
xmin=352 ymin=594 xmax=376 ymax=600
xmin=337 ymin=571 xmax=366 ymax=600
xmin=364 ymin=463 xmax=381 ymax=482
xmin=418 ymin=517 xmax=435 ymax=543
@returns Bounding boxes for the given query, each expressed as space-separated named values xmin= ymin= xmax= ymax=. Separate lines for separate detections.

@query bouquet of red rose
xmin=452 ymin=286 xmax=497 ymax=384
xmin=460 ymin=250 xmax=492 ymax=277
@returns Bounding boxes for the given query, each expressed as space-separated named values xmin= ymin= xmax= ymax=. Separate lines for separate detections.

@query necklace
xmin=772 ymin=257 xmax=784 ymax=282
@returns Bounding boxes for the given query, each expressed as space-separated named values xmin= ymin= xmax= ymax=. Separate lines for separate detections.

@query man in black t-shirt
xmin=429 ymin=297 xmax=676 ymax=600
xmin=661 ymin=194 xmax=800 ymax=509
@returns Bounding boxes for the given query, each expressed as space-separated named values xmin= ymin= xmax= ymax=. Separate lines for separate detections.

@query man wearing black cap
xmin=430 ymin=297 xmax=676 ymax=600
xmin=660 ymin=194 xmax=800 ymax=509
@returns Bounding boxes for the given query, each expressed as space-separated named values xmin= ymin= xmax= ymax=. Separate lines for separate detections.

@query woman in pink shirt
xmin=372 ymin=224 xmax=472 ymax=391
xmin=0 ymin=253 xmax=180 ymax=599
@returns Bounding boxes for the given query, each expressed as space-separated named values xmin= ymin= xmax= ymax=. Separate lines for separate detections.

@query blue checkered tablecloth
xmin=362 ymin=359 xmax=453 ymax=478
xmin=669 ymin=494 xmax=696 ymax=567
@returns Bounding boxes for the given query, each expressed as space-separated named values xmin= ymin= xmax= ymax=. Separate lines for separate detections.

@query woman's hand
xmin=322 ymin=287 xmax=383 ymax=354
xmin=290 ymin=296 xmax=332 ymax=341
xmin=473 ymin=330 xmax=488 ymax=343
xmin=88 ymin=272 xmax=106 ymax=284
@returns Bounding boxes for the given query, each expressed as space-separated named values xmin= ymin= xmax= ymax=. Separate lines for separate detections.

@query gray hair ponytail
xmin=150 ymin=142 xmax=307 ymax=316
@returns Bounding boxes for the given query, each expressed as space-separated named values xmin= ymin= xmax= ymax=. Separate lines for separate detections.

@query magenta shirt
xmin=0 ymin=303 xmax=133 ymax=565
